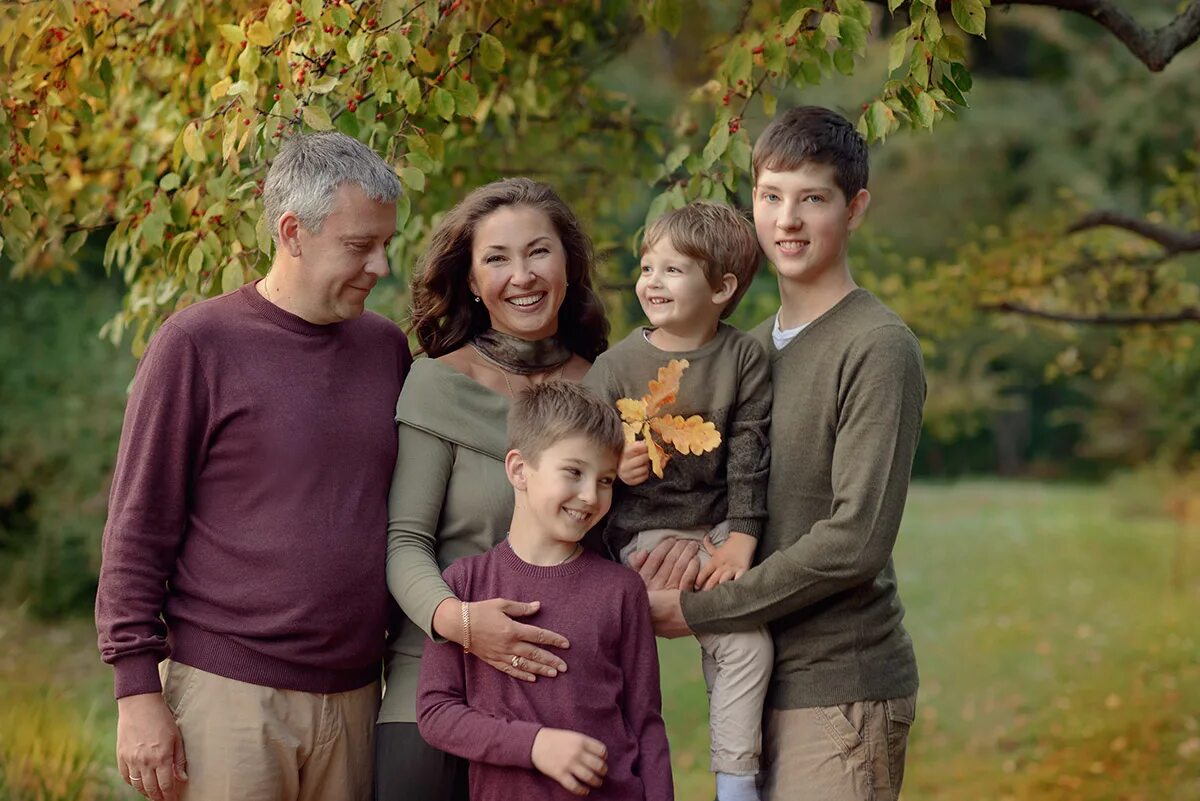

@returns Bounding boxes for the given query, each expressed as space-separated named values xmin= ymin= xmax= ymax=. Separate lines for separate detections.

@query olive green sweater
xmin=680 ymin=289 xmax=925 ymax=709
xmin=380 ymin=358 xmax=513 ymax=724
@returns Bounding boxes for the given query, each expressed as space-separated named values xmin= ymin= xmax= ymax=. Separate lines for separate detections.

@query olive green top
xmin=379 ymin=357 xmax=513 ymax=724
xmin=680 ymin=289 xmax=926 ymax=709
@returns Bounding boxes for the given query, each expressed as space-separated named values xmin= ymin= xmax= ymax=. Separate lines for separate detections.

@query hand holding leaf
xmin=616 ymin=359 xmax=721 ymax=479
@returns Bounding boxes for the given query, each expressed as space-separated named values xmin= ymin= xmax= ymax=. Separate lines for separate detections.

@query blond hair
xmin=507 ymin=382 xmax=624 ymax=465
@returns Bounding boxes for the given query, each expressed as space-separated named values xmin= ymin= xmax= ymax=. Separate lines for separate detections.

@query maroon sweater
xmin=95 ymin=282 xmax=411 ymax=698
xmin=417 ymin=542 xmax=674 ymax=801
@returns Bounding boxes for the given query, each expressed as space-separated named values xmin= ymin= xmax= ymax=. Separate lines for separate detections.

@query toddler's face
xmin=636 ymin=236 xmax=726 ymax=335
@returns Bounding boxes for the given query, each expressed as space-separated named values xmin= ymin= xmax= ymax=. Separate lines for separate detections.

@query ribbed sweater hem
xmin=169 ymin=620 xmax=381 ymax=694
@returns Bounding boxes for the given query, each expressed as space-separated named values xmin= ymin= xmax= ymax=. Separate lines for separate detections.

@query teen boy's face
xmin=636 ymin=236 xmax=733 ymax=335
xmin=513 ymin=436 xmax=617 ymax=545
xmin=753 ymin=162 xmax=870 ymax=285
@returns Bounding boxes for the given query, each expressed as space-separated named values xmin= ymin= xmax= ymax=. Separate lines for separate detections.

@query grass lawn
xmin=3 ymin=480 xmax=1199 ymax=800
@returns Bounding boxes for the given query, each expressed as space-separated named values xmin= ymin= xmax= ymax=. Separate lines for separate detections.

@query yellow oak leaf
xmin=617 ymin=397 xmax=649 ymax=425
xmin=622 ymin=421 xmax=640 ymax=444
xmin=642 ymin=358 xmax=688 ymax=417
xmin=649 ymin=414 xmax=722 ymax=456
xmin=643 ymin=423 xmax=671 ymax=478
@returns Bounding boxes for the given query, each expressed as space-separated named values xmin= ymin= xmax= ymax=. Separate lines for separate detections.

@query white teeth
xmin=508 ymin=293 xmax=545 ymax=307
xmin=563 ymin=508 xmax=589 ymax=522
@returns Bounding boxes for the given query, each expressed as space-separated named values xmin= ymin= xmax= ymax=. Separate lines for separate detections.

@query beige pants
xmin=621 ymin=525 xmax=773 ymax=775
xmin=159 ymin=660 xmax=379 ymax=801
xmin=761 ymin=694 xmax=917 ymax=801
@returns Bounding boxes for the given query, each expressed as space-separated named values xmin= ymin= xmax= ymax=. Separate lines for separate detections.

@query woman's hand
xmin=531 ymin=728 xmax=608 ymax=796
xmin=694 ymin=531 xmax=756 ymax=591
xmin=626 ymin=537 xmax=700 ymax=591
xmin=433 ymin=597 xmax=569 ymax=681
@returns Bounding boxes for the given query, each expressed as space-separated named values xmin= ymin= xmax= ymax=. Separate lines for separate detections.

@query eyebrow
xmin=757 ymin=184 xmax=833 ymax=193
xmin=482 ymin=235 xmax=552 ymax=252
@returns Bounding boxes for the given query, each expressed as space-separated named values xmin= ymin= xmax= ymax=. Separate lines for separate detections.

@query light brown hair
xmin=507 ymin=381 xmax=624 ymax=466
xmin=641 ymin=201 xmax=761 ymax=319
xmin=409 ymin=177 xmax=609 ymax=360
xmin=752 ymin=105 xmax=869 ymax=201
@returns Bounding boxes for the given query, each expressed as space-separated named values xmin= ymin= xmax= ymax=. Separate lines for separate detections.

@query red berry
xmin=347 ymin=100 xmax=357 ymax=111
xmin=273 ymin=93 xmax=280 ymax=100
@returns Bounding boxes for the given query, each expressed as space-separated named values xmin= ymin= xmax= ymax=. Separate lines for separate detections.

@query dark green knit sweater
xmin=680 ymin=289 xmax=925 ymax=709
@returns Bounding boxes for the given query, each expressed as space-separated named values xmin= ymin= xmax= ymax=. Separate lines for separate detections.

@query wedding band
xmin=130 ymin=776 xmax=144 ymax=785
xmin=511 ymin=655 xmax=521 ymax=668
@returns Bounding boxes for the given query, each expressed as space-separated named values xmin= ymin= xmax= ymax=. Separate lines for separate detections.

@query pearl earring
xmin=473 ymin=295 xmax=481 ymax=303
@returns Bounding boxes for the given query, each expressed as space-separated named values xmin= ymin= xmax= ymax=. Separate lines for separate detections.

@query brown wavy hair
xmin=409 ymin=178 xmax=610 ymax=360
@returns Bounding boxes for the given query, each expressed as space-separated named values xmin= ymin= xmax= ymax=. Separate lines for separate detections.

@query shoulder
xmin=161 ymin=287 xmax=248 ymax=340
xmin=592 ymin=328 xmax=646 ymax=366
xmin=441 ymin=550 xmax=492 ymax=594
xmin=717 ymin=324 xmax=769 ymax=367
xmin=582 ymin=553 xmax=647 ymax=598
xmin=354 ymin=310 xmax=410 ymax=346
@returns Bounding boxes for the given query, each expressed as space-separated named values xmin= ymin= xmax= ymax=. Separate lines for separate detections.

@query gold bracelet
xmin=461 ymin=601 xmax=471 ymax=654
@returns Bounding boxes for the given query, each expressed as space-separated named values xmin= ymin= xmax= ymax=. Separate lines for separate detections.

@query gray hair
xmin=263 ymin=132 xmax=402 ymax=242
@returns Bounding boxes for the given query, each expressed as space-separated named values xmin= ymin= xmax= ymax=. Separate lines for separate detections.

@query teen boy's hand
xmin=531 ymin=728 xmax=608 ymax=796
xmin=695 ymin=531 xmax=757 ymax=591
xmin=617 ymin=440 xmax=651 ymax=485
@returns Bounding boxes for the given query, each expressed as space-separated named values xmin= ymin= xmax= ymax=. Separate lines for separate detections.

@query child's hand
xmin=618 ymin=440 xmax=651 ymax=486
xmin=695 ymin=531 xmax=757 ymax=591
xmin=531 ymin=728 xmax=608 ymax=796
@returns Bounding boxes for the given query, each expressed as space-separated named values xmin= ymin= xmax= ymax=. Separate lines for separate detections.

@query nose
xmin=365 ymin=244 xmax=389 ymax=278
xmin=576 ymin=482 xmax=597 ymax=506
xmin=510 ymin=258 xmax=536 ymax=287
xmin=778 ymin=200 xmax=803 ymax=231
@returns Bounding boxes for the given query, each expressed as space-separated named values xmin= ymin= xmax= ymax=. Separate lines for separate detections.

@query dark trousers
xmin=374 ymin=722 xmax=470 ymax=801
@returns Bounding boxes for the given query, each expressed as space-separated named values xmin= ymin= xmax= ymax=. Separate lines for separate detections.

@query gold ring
xmin=511 ymin=655 xmax=521 ymax=668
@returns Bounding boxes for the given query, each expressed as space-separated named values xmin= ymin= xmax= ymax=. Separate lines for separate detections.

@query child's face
xmin=636 ymin=236 xmax=733 ymax=335
xmin=509 ymin=435 xmax=618 ymax=545
xmin=753 ymin=162 xmax=870 ymax=286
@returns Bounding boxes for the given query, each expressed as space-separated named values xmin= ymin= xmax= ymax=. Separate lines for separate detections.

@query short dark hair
xmin=641 ymin=201 xmax=761 ymax=319
xmin=753 ymin=106 xmax=868 ymax=201
xmin=507 ymin=382 xmax=624 ymax=466
xmin=409 ymin=178 xmax=609 ymax=361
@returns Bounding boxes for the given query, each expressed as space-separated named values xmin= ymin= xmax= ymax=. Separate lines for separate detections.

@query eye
xmin=531 ymin=246 xmax=550 ymax=256
xmin=639 ymin=264 xmax=652 ymax=274
xmin=563 ymin=467 xmax=581 ymax=478
xmin=804 ymin=194 xmax=825 ymax=204
xmin=667 ymin=265 xmax=681 ymax=274
xmin=484 ymin=253 xmax=507 ymax=265
xmin=761 ymin=191 xmax=780 ymax=203
xmin=599 ymin=476 xmax=615 ymax=487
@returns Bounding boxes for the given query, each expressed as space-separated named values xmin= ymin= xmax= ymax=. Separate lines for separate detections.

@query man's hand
xmin=648 ymin=589 xmax=692 ymax=638
xmin=433 ymin=597 xmax=569 ymax=682
xmin=531 ymin=728 xmax=608 ymax=796
xmin=626 ymin=537 xmax=700 ymax=591
xmin=618 ymin=440 xmax=651 ymax=486
xmin=695 ymin=531 xmax=756 ymax=591
xmin=116 ymin=693 xmax=187 ymax=801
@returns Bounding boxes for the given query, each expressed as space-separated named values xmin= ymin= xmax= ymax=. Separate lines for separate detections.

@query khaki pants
xmin=621 ymin=525 xmax=773 ymax=775
xmin=159 ymin=660 xmax=379 ymax=801
xmin=762 ymin=694 xmax=917 ymax=801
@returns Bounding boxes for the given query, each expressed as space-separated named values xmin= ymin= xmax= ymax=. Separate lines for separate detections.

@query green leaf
xmin=141 ymin=214 xmax=165 ymax=249
xmin=247 ymin=21 xmax=273 ymax=47
xmin=452 ymin=79 xmax=480 ymax=116
xmin=839 ymin=16 xmax=867 ymax=53
xmin=64 ymin=230 xmax=87 ymax=256
xmin=221 ymin=260 xmax=245 ymax=294
xmin=348 ymin=33 xmax=367 ymax=63
xmin=913 ymin=90 xmax=938 ymax=127
xmin=936 ymin=31 xmax=969 ymax=63
xmin=939 ymin=74 xmax=968 ymax=106
xmin=888 ymin=27 xmax=909 ymax=73
xmin=888 ymin=0 xmax=906 ymax=11
xmin=951 ymin=0 xmax=986 ymax=37
xmin=701 ymin=121 xmax=731 ymax=169
xmin=399 ymin=165 xmax=425 ymax=192
xmin=182 ymin=125 xmax=206 ymax=163
xmin=99 ymin=56 xmax=114 ymax=89
xmin=657 ymin=0 xmax=683 ymax=35
xmin=479 ymin=33 xmax=505 ymax=72
xmin=331 ymin=5 xmax=350 ymax=30
xmin=432 ymin=87 xmax=456 ymax=121
xmin=833 ymin=48 xmax=855 ymax=76
xmin=819 ymin=13 xmax=841 ymax=41
xmin=867 ymin=99 xmax=892 ymax=141
xmin=218 ymin=24 xmax=244 ymax=46
xmin=303 ymin=105 xmax=333 ymax=131
xmin=951 ymin=61 xmax=973 ymax=91
xmin=302 ymin=0 xmax=322 ymax=23
xmin=725 ymin=46 xmax=752 ymax=86
xmin=160 ymin=173 xmax=182 ymax=191
xmin=729 ymin=137 xmax=752 ymax=173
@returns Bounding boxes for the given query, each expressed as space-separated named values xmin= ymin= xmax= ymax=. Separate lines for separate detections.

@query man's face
xmin=293 ymin=183 xmax=396 ymax=323
xmin=752 ymin=162 xmax=869 ymax=286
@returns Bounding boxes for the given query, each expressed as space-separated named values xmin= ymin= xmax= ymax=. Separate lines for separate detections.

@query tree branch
xmin=1067 ymin=210 xmax=1200 ymax=254
xmin=867 ymin=0 xmax=1200 ymax=71
xmin=980 ymin=301 xmax=1200 ymax=325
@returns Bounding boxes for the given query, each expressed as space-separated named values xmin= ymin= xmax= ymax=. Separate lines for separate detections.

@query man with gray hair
xmin=96 ymin=131 xmax=411 ymax=801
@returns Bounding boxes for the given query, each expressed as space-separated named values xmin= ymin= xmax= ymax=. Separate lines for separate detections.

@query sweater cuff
xmin=113 ymin=653 xmax=164 ymax=699
xmin=726 ymin=518 xmax=764 ymax=539
xmin=503 ymin=721 xmax=543 ymax=769
xmin=680 ymin=588 xmax=720 ymax=635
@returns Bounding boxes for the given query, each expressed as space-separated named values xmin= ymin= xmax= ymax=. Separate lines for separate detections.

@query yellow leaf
xmin=210 ymin=77 xmax=232 ymax=99
xmin=302 ymin=105 xmax=332 ymax=131
xmin=182 ymin=124 xmax=206 ymax=163
xmin=622 ymin=422 xmax=639 ymax=445
xmin=649 ymin=414 xmax=722 ymax=455
xmin=644 ymin=423 xmax=670 ymax=479
xmin=246 ymin=21 xmax=273 ymax=47
xmin=617 ymin=397 xmax=649 ymax=424
xmin=642 ymin=358 xmax=688 ymax=416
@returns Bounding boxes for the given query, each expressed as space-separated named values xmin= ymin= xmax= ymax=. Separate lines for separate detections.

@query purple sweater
xmin=95 ymin=283 xmax=411 ymax=698
xmin=417 ymin=542 xmax=674 ymax=801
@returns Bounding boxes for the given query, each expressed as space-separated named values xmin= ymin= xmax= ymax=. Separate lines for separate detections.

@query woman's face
xmin=468 ymin=205 xmax=569 ymax=341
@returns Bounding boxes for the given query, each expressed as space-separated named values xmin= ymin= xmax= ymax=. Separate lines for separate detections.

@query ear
xmin=711 ymin=273 xmax=738 ymax=306
xmin=504 ymin=449 xmax=528 ymax=491
xmin=278 ymin=211 xmax=303 ymax=258
xmin=846 ymin=188 xmax=871 ymax=232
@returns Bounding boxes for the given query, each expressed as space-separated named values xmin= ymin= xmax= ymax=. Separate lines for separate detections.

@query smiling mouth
xmin=647 ymin=298 xmax=673 ymax=306
xmin=776 ymin=240 xmax=810 ymax=254
xmin=562 ymin=507 xmax=591 ymax=524
xmin=506 ymin=292 xmax=547 ymax=309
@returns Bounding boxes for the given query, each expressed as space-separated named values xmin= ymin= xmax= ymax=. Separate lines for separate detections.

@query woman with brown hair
xmin=375 ymin=178 xmax=610 ymax=800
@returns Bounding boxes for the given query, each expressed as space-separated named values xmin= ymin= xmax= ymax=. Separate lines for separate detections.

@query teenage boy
xmin=583 ymin=201 xmax=772 ymax=801
xmin=644 ymin=106 xmax=926 ymax=801
xmin=417 ymin=381 xmax=673 ymax=801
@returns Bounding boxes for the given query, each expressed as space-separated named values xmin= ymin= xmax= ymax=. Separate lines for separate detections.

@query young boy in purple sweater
xmin=417 ymin=382 xmax=674 ymax=801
